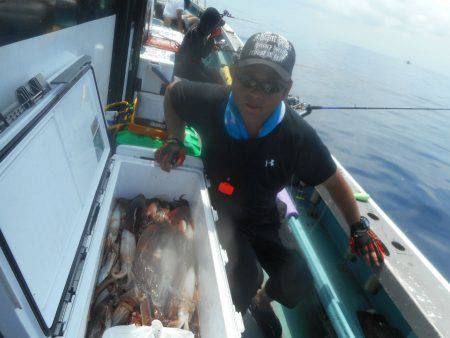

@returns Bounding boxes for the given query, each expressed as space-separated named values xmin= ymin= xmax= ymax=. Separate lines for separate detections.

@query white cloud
xmin=308 ymin=0 xmax=450 ymax=37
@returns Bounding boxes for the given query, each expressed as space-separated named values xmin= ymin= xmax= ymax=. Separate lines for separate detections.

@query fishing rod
xmin=221 ymin=10 xmax=259 ymax=25
xmin=287 ymin=98 xmax=450 ymax=118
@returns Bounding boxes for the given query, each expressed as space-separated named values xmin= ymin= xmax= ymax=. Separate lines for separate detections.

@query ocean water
xmin=209 ymin=0 xmax=450 ymax=281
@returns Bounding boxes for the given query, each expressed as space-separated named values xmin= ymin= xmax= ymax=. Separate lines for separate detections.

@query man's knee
xmin=189 ymin=16 xmax=200 ymax=25
xmin=163 ymin=17 xmax=171 ymax=26
xmin=266 ymin=252 xmax=314 ymax=308
xmin=225 ymin=241 xmax=264 ymax=312
xmin=216 ymin=219 xmax=264 ymax=312
xmin=229 ymin=261 xmax=264 ymax=313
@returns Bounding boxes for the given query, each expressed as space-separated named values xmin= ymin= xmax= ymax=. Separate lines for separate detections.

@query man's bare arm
xmin=155 ymin=81 xmax=187 ymax=172
xmin=322 ymin=169 xmax=360 ymax=226
xmin=164 ymin=81 xmax=185 ymax=141
xmin=176 ymin=9 xmax=184 ymax=32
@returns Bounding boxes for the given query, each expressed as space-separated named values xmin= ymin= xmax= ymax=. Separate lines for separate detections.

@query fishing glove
xmin=349 ymin=216 xmax=386 ymax=264
xmin=155 ymin=138 xmax=186 ymax=171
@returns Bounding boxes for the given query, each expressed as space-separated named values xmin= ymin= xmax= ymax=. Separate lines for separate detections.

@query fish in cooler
xmin=86 ymin=195 xmax=199 ymax=338
xmin=133 ymin=197 xmax=197 ymax=328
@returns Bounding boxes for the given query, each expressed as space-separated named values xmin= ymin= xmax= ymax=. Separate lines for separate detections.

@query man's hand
xmin=349 ymin=217 xmax=387 ymax=267
xmin=155 ymin=138 xmax=185 ymax=172
xmin=322 ymin=171 xmax=386 ymax=267
xmin=213 ymin=40 xmax=226 ymax=51
xmin=177 ymin=10 xmax=184 ymax=33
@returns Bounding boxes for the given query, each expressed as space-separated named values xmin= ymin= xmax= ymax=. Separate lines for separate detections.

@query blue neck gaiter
xmin=224 ymin=92 xmax=285 ymax=140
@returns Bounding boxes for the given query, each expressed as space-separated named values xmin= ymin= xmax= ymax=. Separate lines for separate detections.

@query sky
xmin=207 ymin=0 xmax=450 ymax=77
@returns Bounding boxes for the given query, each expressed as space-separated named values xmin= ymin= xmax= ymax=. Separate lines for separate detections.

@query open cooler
xmin=0 ymin=59 xmax=243 ymax=338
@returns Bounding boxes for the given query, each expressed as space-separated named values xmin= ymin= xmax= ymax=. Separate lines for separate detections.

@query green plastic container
xmin=354 ymin=192 xmax=370 ymax=203
xmin=184 ymin=126 xmax=202 ymax=157
xmin=115 ymin=126 xmax=202 ymax=157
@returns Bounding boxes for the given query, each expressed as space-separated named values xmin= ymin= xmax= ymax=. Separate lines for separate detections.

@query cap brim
xmin=238 ymin=58 xmax=291 ymax=81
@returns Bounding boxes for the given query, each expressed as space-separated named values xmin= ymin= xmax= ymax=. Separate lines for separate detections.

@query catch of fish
xmin=87 ymin=195 xmax=199 ymax=337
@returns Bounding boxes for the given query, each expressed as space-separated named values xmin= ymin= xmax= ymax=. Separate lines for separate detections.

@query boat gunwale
xmin=316 ymin=156 xmax=450 ymax=337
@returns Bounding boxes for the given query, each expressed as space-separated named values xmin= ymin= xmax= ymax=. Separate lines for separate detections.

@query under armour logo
xmin=265 ymin=159 xmax=275 ymax=167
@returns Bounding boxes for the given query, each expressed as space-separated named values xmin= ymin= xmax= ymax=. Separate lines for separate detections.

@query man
xmin=163 ymin=0 xmax=198 ymax=33
xmin=174 ymin=7 xmax=225 ymax=84
xmin=156 ymin=32 xmax=386 ymax=337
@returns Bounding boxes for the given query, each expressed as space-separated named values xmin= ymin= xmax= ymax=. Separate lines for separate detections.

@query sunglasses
xmin=235 ymin=72 xmax=287 ymax=95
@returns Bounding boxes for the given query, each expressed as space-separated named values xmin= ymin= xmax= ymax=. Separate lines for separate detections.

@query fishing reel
xmin=287 ymin=95 xmax=312 ymax=117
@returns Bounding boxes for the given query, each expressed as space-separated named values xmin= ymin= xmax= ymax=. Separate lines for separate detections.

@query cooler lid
xmin=0 ymin=57 xmax=111 ymax=336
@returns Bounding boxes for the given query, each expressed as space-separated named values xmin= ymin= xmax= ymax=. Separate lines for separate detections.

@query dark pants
xmin=216 ymin=214 xmax=314 ymax=313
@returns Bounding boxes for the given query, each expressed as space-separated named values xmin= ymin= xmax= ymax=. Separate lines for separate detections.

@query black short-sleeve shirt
xmin=176 ymin=24 xmax=214 ymax=65
xmin=171 ymin=80 xmax=336 ymax=225
xmin=173 ymin=24 xmax=214 ymax=79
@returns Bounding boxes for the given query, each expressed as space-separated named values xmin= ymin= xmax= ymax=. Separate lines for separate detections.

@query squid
xmin=106 ymin=202 xmax=124 ymax=247
xmin=111 ymin=290 xmax=138 ymax=326
xmin=87 ymin=300 xmax=113 ymax=338
xmin=111 ymin=229 xmax=136 ymax=286
xmin=126 ymin=194 xmax=147 ymax=235
xmin=96 ymin=243 xmax=119 ymax=284
xmin=94 ymin=282 xmax=118 ymax=308
xmin=146 ymin=198 xmax=171 ymax=225
xmin=96 ymin=201 xmax=125 ymax=285
xmin=133 ymin=225 xmax=180 ymax=320
xmin=168 ymin=266 xmax=197 ymax=330
xmin=168 ymin=197 xmax=195 ymax=240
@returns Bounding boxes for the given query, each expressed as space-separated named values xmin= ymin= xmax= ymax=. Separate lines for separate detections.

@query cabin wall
xmin=0 ymin=16 xmax=115 ymax=112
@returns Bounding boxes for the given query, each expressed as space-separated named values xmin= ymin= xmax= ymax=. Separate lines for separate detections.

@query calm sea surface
xmin=210 ymin=0 xmax=450 ymax=281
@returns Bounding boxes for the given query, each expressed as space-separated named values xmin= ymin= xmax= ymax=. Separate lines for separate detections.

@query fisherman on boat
xmin=173 ymin=7 xmax=225 ymax=84
xmin=163 ymin=0 xmax=198 ymax=33
xmin=156 ymin=32 xmax=386 ymax=338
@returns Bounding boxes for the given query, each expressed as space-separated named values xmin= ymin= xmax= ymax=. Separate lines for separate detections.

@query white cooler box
xmin=138 ymin=46 xmax=175 ymax=95
xmin=136 ymin=91 xmax=164 ymax=123
xmin=150 ymin=25 xmax=184 ymax=44
xmin=0 ymin=61 xmax=243 ymax=338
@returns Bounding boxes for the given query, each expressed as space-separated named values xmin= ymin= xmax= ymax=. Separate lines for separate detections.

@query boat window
xmin=0 ymin=0 xmax=117 ymax=47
